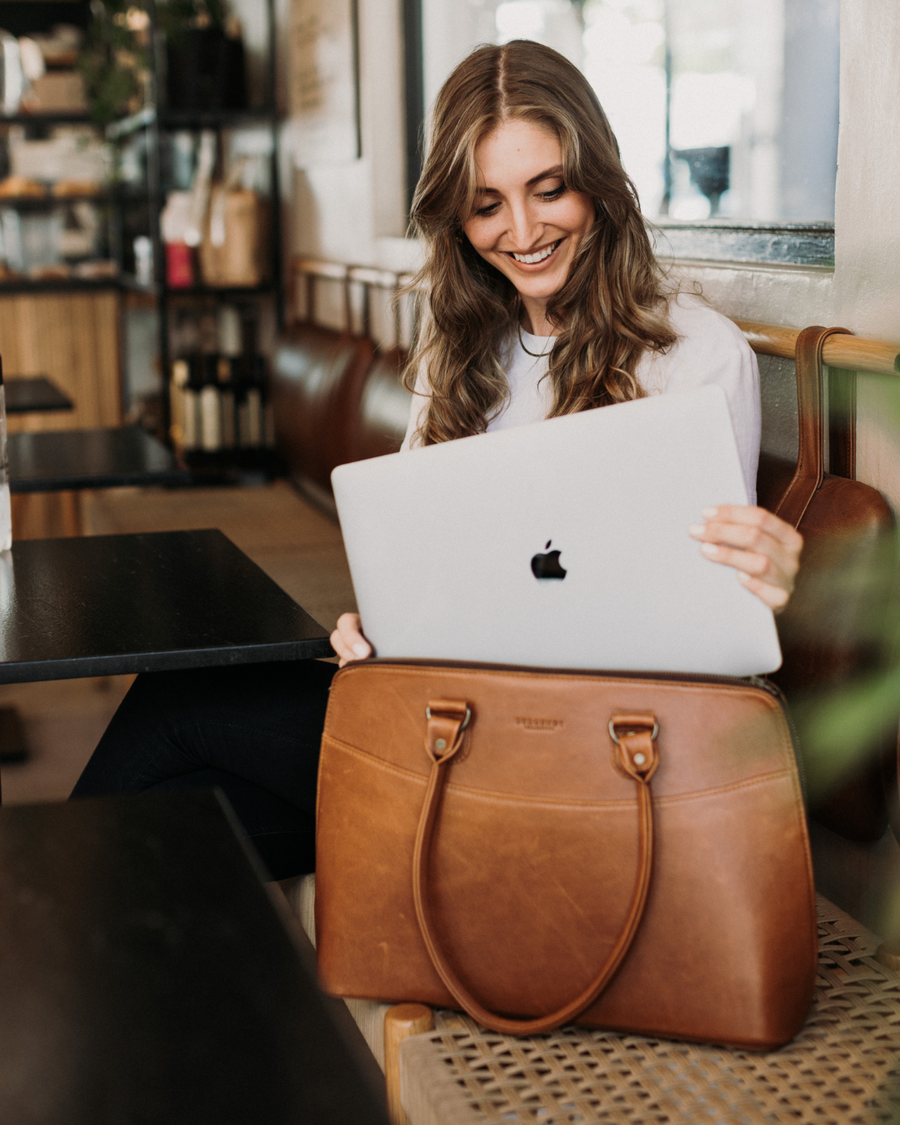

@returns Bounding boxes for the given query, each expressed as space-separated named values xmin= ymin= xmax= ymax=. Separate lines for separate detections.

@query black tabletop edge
xmin=266 ymin=881 xmax=391 ymax=1112
xmin=5 ymin=376 xmax=74 ymax=414
xmin=0 ymin=642 xmax=336 ymax=685
xmin=0 ymin=530 xmax=335 ymax=684
xmin=0 ymin=791 xmax=392 ymax=1125
xmin=7 ymin=427 xmax=191 ymax=492
xmin=9 ymin=469 xmax=191 ymax=493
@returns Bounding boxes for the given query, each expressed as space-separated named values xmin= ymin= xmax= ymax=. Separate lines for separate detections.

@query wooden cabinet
xmin=3 ymin=289 xmax=122 ymax=539
xmin=2 ymin=289 xmax=121 ymax=435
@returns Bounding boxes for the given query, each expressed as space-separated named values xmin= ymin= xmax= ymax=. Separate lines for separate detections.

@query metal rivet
xmin=633 ymin=752 xmax=646 ymax=766
xmin=435 ymin=738 xmax=447 ymax=751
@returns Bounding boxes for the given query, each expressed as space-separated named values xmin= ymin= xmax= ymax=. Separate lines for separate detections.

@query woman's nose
xmin=508 ymin=202 xmax=541 ymax=250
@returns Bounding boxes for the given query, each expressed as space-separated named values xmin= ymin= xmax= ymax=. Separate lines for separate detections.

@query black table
xmin=5 ymin=375 xmax=73 ymax=414
xmin=0 ymin=528 xmax=333 ymax=683
xmin=0 ymin=790 xmax=389 ymax=1124
xmin=8 ymin=426 xmax=190 ymax=492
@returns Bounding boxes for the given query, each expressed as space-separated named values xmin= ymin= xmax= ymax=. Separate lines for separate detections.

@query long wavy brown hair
xmin=406 ymin=39 xmax=677 ymax=446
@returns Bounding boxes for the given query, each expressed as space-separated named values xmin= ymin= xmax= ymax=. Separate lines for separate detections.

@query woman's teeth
xmin=511 ymin=240 xmax=560 ymax=264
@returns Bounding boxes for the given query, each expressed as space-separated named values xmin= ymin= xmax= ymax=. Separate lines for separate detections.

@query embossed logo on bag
xmin=515 ymin=717 xmax=564 ymax=732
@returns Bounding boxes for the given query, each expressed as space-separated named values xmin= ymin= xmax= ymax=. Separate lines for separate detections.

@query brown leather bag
xmin=315 ymin=660 xmax=817 ymax=1048
xmin=756 ymin=326 xmax=897 ymax=841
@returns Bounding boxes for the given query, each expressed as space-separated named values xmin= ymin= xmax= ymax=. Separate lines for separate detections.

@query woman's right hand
xmin=330 ymin=612 xmax=373 ymax=667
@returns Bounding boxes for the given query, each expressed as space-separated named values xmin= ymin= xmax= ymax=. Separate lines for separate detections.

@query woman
xmin=333 ymin=39 xmax=800 ymax=663
xmin=73 ymin=40 xmax=802 ymax=877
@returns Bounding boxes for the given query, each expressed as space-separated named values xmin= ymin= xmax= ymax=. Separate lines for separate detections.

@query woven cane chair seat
xmin=399 ymin=896 xmax=900 ymax=1125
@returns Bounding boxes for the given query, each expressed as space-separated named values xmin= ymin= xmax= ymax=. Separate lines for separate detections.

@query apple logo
xmin=531 ymin=540 xmax=567 ymax=580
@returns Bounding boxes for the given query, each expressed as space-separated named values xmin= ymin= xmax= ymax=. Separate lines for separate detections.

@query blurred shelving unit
xmin=111 ymin=0 xmax=283 ymax=482
xmin=0 ymin=0 xmax=283 ymax=483
xmin=0 ymin=1 xmax=122 ymax=439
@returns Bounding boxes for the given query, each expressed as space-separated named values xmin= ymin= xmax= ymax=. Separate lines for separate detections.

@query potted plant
xmin=80 ymin=0 xmax=150 ymax=125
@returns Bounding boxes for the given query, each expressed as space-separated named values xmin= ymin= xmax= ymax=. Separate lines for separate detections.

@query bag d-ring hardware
xmin=608 ymin=718 xmax=659 ymax=745
xmin=425 ymin=704 xmax=471 ymax=730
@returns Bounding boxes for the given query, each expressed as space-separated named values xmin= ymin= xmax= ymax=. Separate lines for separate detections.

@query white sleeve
xmin=639 ymin=294 xmax=760 ymax=503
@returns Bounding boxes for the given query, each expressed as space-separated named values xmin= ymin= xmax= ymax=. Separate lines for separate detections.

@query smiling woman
xmin=406 ymin=39 xmax=678 ymax=443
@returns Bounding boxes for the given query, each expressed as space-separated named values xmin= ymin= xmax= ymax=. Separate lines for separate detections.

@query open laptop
xmin=331 ymin=385 xmax=782 ymax=676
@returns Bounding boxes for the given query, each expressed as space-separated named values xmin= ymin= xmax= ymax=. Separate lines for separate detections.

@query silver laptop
xmin=331 ymin=385 xmax=782 ymax=676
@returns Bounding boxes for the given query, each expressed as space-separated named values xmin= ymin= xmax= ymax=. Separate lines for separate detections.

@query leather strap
xmin=412 ymin=703 xmax=659 ymax=1035
xmin=774 ymin=325 xmax=851 ymax=527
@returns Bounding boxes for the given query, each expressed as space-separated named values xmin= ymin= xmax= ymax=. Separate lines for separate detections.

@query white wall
xmin=282 ymin=0 xmax=408 ymax=265
xmin=282 ymin=0 xmax=900 ymax=504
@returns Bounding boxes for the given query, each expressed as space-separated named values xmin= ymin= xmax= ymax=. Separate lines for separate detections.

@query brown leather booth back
xmin=271 ymin=325 xmax=374 ymax=495
xmin=758 ymin=455 xmax=896 ymax=840
xmin=353 ymin=349 xmax=413 ymax=462
xmin=755 ymin=328 xmax=897 ymax=843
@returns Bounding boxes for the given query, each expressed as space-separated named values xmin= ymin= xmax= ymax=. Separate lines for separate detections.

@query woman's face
xmin=462 ymin=118 xmax=594 ymax=334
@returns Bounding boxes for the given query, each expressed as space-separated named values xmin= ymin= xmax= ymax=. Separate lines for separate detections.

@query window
xmin=410 ymin=0 xmax=839 ymax=264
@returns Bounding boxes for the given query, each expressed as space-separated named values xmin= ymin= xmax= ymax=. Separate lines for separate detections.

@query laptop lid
xmin=331 ymin=385 xmax=782 ymax=676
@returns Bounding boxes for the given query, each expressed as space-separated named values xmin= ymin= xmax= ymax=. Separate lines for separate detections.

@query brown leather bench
xmin=272 ymin=265 xmax=413 ymax=511
xmin=354 ymin=348 xmax=413 ymax=461
xmin=271 ymin=325 xmax=377 ymax=509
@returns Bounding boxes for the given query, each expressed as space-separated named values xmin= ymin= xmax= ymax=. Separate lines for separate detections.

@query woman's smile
xmin=506 ymin=238 xmax=563 ymax=266
xmin=462 ymin=118 xmax=594 ymax=334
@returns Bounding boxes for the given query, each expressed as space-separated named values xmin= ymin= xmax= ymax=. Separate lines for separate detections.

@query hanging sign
xmin=287 ymin=0 xmax=361 ymax=166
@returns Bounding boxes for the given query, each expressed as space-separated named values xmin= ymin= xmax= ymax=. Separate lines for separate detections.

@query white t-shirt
xmin=402 ymin=293 xmax=760 ymax=501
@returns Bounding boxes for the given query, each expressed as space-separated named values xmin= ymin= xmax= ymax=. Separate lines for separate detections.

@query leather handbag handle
xmin=411 ymin=702 xmax=660 ymax=1036
xmin=775 ymin=325 xmax=851 ymax=528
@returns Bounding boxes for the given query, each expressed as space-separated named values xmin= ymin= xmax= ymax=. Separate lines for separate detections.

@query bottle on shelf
xmin=234 ymin=356 xmax=254 ymax=449
xmin=181 ymin=355 xmax=204 ymax=451
xmin=215 ymin=304 xmax=241 ymax=451
xmin=218 ymin=356 xmax=237 ymax=449
xmin=160 ymin=192 xmax=194 ymax=288
xmin=257 ymin=354 xmax=275 ymax=449
xmin=217 ymin=304 xmax=241 ymax=357
xmin=169 ymin=357 xmax=190 ymax=450
xmin=199 ymin=352 xmax=223 ymax=452
xmin=169 ymin=308 xmax=202 ymax=452
xmin=0 ymin=358 xmax=11 ymax=552
xmin=236 ymin=354 xmax=270 ymax=449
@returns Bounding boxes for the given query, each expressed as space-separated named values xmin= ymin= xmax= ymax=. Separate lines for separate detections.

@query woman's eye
xmin=475 ymin=201 xmax=500 ymax=217
xmin=538 ymin=184 xmax=566 ymax=201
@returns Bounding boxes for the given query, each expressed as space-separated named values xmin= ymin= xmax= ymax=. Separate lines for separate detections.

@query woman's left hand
xmin=689 ymin=505 xmax=803 ymax=612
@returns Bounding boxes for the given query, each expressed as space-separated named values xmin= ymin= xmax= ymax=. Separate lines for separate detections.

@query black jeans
xmin=71 ymin=660 xmax=338 ymax=880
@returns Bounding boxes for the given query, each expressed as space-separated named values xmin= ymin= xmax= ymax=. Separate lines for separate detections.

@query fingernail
xmin=701 ymin=507 xmax=718 ymax=518
xmin=700 ymin=542 xmax=719 ymax=558
xmin=688 ymin=523 xmax=705 ymax=537
xmin=737 ymin=571 xmax=752 ymax=584
xmin=352 ymin=643 xmax=370 ymax=658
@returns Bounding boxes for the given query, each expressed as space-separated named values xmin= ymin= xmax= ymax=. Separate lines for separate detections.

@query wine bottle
xmin=0 ymin=357 xmax=11 ymax=552
xmin=181 ymin=355 xmax=203 ymax=451
xmin=242 ymin=355 xmax=264 ymax=448
xmin=253 ymin=354 xmax=275 ymax=448
xmin=235 ymin=355 xmax=252 ymax=448
xmin=169 ymin=358 xmax=190 ymax=451
xmin=218 ymin=356 xmax=236 ymax=449
xmin=217 ymin=305 xmax=241 ymax=450
xmin=199 ymin=353 xmax=223 ymax=452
